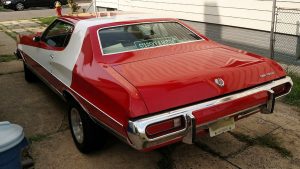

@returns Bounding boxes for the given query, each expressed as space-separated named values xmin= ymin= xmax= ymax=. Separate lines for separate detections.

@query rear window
xmin=98 ymin=22 xmax=202 ymax=54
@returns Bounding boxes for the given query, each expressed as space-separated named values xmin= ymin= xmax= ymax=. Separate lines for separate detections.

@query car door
xmin=38 ymin=0 xmax=49 ymax=7
xmin=27 ymin=0 xmax=48 ymax=7
xmin=38 ymin=20 xmax=74 ymax=87
xmin=23 ymin=0 xmax=35 ymax=7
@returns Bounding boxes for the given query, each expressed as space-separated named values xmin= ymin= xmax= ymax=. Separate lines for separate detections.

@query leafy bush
xmin=283 ymin=72 xmax=300 ymax=107
xmin=68 ymin=0 xmax=80 ymax=13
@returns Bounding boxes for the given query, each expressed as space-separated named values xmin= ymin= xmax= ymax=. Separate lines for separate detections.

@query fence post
xmin=93 ymin=0 xmax=97 ymax=13
xmin=270 ymin=0 xmax=277 ymax=59
xmin=297 ymin=21 xmax=300 ymax=60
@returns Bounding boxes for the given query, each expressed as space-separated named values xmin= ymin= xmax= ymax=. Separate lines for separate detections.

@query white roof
xmin=75 ymin=12 xmax=173 ymax=30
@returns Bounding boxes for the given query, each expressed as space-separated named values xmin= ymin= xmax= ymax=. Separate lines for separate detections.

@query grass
xmin=4 ymin=31 xmax=17 ymax=40
xmin=0 ymin=6 xmax=5 ymax=12
xmin=282 ymin=72 xmax=300 ymax=107
xmin=0 ymin=54 xmax=16 ymax=62
xmin=255 ymin=135 xmax=292 ymax=158
xmin=0 ymin=24 xmax=17 ymax=40
xmin=230 ymin=132 xmax=255 ymax=145
xmin=35 ymin=16 xmax=57 ymax=26
xmin=194 ymin=141 xmax=221 ymax=157
xmin=28 ymin=134 xmax=50 ymax=142
xmin=230 ymin=132 xmax=292 ymax=158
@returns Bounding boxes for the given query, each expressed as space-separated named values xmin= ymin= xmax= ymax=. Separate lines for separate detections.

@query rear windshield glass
xmin=98 ymin=22 xmax=202 ymax=54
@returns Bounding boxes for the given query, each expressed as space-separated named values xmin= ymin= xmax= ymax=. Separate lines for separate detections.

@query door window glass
xmin=42 ymin=20 xmax=74 ymax=48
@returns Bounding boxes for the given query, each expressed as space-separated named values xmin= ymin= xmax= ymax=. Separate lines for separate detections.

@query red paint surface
xmin=192 ymin=91 xmax=268 ymax=125
xmin=19 ymin=34 xmax=65 ymax=51
xmin=18 ymin=14 xmax=288 ymax=151
xmin=112 ymin=46 xmax=285 ymax=114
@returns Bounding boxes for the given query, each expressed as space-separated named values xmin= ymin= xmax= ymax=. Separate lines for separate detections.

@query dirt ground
xmin=0 ymin=60 xmax=299 ymax=169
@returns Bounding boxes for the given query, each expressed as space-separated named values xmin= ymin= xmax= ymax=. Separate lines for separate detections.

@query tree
xmin=68 ymin=0 xmax=80 ymax=13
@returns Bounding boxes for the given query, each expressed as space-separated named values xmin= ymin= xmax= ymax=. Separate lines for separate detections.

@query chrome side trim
xmin=67 ymin=88 xmax=124 ymax=127
xmin=25 ymin=62 xmax=129 ymax=142
xmin=63 ymin=90 xmax=129 ymax=143
xmin=21 ymin=50 xmax=123 ymax=127
xmin=25 ymin=62 xmax=64 ymax=97
xmin=127 ymin=76 xmax=293 ymax=150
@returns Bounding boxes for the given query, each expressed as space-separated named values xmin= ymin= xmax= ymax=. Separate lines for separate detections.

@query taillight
xmin=272 ymin=82 xmax=292 ymax=97
xmin=146 ymin=116 xmax=185 ymax=138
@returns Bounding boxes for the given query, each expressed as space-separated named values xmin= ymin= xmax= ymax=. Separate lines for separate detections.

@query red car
xmin=16 ymin=12 xmax=293 ymax=153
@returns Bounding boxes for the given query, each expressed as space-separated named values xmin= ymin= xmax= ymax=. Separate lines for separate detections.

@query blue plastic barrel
xmin=0 ymin=121 xmax=28 ymax=169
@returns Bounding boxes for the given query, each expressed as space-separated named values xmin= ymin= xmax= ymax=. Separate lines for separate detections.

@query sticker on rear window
xmin=134 ymin=37 xmax=177 ymax=49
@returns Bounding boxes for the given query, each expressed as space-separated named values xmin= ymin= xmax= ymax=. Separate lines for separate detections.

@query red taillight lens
xmin=272 ymin=83 xmax=292 ymax=97
xmin=146 ymin=116 xmax=185 ymax=138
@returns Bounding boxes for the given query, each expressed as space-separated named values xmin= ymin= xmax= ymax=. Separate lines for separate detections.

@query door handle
xmin=49 ymin=54 xmax=54 ymax=59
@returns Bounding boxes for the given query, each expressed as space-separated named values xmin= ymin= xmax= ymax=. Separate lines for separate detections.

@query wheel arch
xmin=63 ymin=89 xmax=95 ymax=121
xmin=63 ymin=90 xmax=82 ymax=106
xmin=62 ymin=89 xmax=130 ymax=143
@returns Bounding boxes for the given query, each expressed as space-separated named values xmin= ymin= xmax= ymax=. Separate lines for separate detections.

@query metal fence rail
xmin=273 ymin=7 xmax=300 ymax=73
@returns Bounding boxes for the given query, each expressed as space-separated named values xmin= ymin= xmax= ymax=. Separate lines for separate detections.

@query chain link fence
xmin=273 ymin=7 xmax=300 ymax=74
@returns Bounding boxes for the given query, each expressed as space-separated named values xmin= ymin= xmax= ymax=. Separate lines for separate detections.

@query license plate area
xmin=209 ymin=117 xmax=235 ymax=137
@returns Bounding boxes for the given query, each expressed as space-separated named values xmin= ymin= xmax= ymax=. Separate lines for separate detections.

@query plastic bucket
xmin=0 ymin=121 xmax=28 ymax=169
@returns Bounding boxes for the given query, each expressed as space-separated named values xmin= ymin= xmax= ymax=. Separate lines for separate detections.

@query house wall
xmin=95 ymin=0 xmax=300 ymax=65
xmin=96 ymin=0 xmax=300 ymax=34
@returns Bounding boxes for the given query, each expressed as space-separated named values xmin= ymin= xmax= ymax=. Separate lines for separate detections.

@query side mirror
xmin=33 ymin=36 xmax=41 ymax=42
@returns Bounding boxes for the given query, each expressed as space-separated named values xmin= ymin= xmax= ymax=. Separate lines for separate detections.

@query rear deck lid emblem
xmin=215 ymin=78 xmax=225 ymax=87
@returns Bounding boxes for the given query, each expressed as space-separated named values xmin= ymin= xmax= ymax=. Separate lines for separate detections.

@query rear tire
xmin=15 ymin=3 xmax=25 ymax=11
xmin=68 ymin=101 xmax=105 ymax=153
xmin=24 ymin=63 xmax=37 ymax=83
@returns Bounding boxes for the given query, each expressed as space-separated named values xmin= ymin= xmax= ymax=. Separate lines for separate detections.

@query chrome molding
xmin=25 ymin=61 xmax=129 ymax=142
xmin=127 ymin=76 xmax=293 ymax=150
xmin=25 ymin=62 xmax=64 ymax=97
xmin=21 ymin=51 xmax=123 ymax=127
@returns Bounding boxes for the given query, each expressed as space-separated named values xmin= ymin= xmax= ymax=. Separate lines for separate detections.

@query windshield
xmin=98 ymin=22 xmax=202 ymax=54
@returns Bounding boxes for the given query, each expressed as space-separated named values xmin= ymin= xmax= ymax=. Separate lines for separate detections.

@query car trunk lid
xmin=113 ymin=47 xmax=282 ymax=114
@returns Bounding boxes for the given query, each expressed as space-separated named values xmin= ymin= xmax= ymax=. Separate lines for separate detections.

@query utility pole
xmin=270 ymin=0 xmax=277 ymax=59
xmin=297 ymin=21 xmax=300 ymax=60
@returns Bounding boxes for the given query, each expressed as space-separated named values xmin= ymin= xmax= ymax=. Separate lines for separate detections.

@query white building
xmin=95 ymin=0 xmax=300 ymax=63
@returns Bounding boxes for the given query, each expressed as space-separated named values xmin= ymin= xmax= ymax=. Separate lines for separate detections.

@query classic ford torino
xmin=15 ymin=12 xmax=293 ymax=153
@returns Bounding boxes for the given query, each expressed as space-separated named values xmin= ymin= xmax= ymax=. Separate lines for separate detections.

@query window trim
xmin=97 ymin=21 xmax=204 ymax=56
xmin=41 ymin=19 xmax=75 ymax=48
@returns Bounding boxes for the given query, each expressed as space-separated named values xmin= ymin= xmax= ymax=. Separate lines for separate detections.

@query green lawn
xmin=0 ymin=6 xmax=4 ymax=11
xmin=0 ymin=54 xmax=16 ymax=62
xmin=0 ymin=6 xmax=9 ymax=12
xmin=35 ymin=16 xmax=57 ymax=26
xmin=283 ymin=72 xmax=300 ymax=107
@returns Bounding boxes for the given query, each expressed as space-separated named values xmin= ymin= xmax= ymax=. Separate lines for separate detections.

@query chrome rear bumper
xmin=127 ymin=76 xmax=293 ymax=150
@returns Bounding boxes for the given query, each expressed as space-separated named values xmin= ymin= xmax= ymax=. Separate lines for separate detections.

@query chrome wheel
xmin=70 ymin=108 xmax=84 ymax=144
xmin=15 ymin=3 xmax=24 ymax=11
